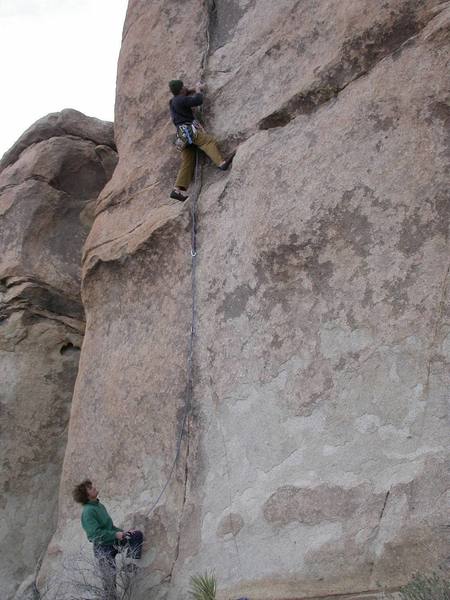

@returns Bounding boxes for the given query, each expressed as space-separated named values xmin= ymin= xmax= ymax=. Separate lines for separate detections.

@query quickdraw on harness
xmin=175 ymin=120 xmax=200 ymax=151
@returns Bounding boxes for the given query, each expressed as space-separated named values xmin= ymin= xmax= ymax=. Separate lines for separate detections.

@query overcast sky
xmin=0 ymin=0 xmax=128 ymax=159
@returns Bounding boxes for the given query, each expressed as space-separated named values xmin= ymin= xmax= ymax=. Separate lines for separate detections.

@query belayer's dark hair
xmin=73 ymin=479 xmax=92 ymax=504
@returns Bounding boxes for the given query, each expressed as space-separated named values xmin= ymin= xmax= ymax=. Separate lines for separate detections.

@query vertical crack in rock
xmin=165 ymin=419 xmax=191 ymax=584
xmin=203 ymin=0 xmax=216 ymax=71
xmin=164 ymin=0 xmax=215 ymax=585
xmin=367 ymin=489 xmax=391 ymax=582
xmin=378 ymin=490 xmax=390 ymax=523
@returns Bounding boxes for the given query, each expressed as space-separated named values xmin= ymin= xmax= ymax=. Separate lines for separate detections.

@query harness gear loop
xmin=175 ymin=121 xmax=199 ymax=151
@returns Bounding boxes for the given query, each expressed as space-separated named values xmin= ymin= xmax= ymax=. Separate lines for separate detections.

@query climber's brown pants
xmin=175 ymin=129 xmax=224 ymax=189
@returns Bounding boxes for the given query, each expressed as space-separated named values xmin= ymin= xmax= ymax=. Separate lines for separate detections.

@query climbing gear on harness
xmin=175 ymin=121 xmax=200 ymax=151
xmin=170 ymin=189 xmax=189 ymax=202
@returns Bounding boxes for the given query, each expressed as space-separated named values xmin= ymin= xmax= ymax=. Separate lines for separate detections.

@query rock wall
xmin=0 ymin=109 xmax=117 ymax=599
xmin=48 ymin=2 xmax=449 ymax=599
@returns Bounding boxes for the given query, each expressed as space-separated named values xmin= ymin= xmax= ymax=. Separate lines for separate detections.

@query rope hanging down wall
xmin=146 ymin=151 xmax=200 ymax=516
xmin=145 ymin=0 xmax=212 ymax=518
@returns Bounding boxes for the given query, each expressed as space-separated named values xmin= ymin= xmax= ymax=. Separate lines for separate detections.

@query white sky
xmin=0 ymin=0 xmax=129 ymax=159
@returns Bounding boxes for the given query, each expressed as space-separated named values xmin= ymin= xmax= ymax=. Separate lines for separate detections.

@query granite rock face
xmin=47 ymin=2 xmax=449 ymax=599
xmin=0 ymin=109 xmax=117 ymax=600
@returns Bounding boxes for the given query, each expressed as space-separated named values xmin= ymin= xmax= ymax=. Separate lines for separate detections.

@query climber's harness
xmin=174 ymin=120 xmax=202 ymax=151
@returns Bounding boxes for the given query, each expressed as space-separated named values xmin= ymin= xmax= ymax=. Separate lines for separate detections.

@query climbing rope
xmin=146 ymin=151 xmax=200 ymax=516
xmin=144 ymin=10 xmax=245 ymax=577
xmin=146 ymin=1 xmax=209 ymax=513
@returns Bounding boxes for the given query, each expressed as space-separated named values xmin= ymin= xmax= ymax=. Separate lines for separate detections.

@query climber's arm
xmin=182 ymin=93 xmax=203 ymax=108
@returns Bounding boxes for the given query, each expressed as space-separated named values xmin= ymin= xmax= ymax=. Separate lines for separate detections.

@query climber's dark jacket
xmin=81 ymin=499 xmax=122 ymax=546
xmin=169 ymin=93 xmax=203 ymax=126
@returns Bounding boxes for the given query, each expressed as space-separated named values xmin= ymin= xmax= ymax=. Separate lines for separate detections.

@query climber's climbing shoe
xmin=170 ymin=189 xmax=189 ymax=202
xmin=218 ymin=152 xmax=236 ymax=171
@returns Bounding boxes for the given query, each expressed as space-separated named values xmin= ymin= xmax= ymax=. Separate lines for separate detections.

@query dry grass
xmin=38 ymin=548 xmax=139 ymax=600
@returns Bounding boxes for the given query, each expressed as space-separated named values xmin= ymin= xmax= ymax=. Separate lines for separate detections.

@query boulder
xmin=0 ymin=108 xmax=115 ymax=173
xmin=0 ymin=111 xmax=117 ymax=599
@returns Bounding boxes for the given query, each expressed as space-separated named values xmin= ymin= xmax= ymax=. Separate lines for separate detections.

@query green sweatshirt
xmin=81 ymin=499 xmax=122 ymax=546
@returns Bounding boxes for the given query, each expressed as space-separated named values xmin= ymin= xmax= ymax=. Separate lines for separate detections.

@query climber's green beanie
xmin=169 ymin=80 xmax=183 ymax=95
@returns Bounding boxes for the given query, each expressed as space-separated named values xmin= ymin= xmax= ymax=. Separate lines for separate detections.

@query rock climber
xmin=169 ymin=79 xmax=234 ymax=201
xmin=73 ymin=480 xmax=144 ymax=590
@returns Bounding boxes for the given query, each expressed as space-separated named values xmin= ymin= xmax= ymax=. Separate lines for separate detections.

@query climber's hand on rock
xmin=196 ymin=81 xmax=204 ymax=92
xmin=116 ymin=531 xmax=125 ymax=540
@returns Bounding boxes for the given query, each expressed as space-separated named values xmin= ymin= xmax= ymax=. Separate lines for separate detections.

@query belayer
xmin=169 ymin=79 xmax=234 ymax=201
xmin=73 ymin=480 xmax=144 ymax=596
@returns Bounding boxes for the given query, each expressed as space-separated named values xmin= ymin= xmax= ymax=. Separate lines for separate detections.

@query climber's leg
xmin=172 ymin=146 xmax=196 ymax=200
xmin=93 ymin=543 xmax=118 ymax=599
xmin=176 ymin=145 xmax=196 ymax=187
xmin=195 ymin=130 xmax=235 ymax=170
xmin=195 ymin=130 xmax=224 ymax=166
